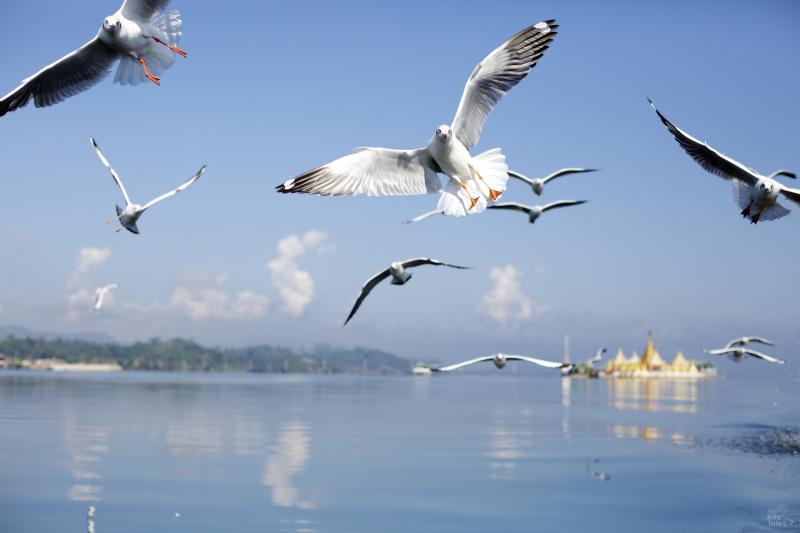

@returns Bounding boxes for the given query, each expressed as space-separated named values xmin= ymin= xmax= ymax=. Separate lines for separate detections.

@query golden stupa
xmin=605 ymin=332 xmax=714 ymax=378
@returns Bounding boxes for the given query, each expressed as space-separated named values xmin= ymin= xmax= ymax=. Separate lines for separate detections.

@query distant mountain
xmin=0 ymin=335 xmax=413 ymax=375
xmin=0 ymin=325 xmax=116 ymax=344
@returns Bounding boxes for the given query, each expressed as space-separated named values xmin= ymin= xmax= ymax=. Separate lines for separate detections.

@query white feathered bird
xmin=704 ymin=346 xmax=784 ymax=365
xmin=722 ymin=336 xmax=775 ymax=349
xmin=277 ymin=21 xmax=559 ymax=217
xmin=585 ymin=347 xmax=607 ymax=366
xmin=508 ymin=168 xmax=598 ymax=196
xmin=93 ymin=283 xmax=119 ymax=311
xmin=344 ymin=258 xmax=470 ymax=325
xmin=0 ymin=0 xmax=186 ymax=117
xmin=648 ymin=99 xmax=799 ymax=223
xmin=432 ymin=353 xmax=571 ymax=372
xmin=488 ymin=200 xmax=587 ymax=223
xmin=90 ymin=138 xmax=205 ymax=234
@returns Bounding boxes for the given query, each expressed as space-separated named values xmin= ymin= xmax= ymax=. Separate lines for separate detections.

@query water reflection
xmin=484 ymin=407 xmax=536 ymax=480
xmin=61 ymin=407 xmax=109 ymax=501
xmin=608 ymin=378 xmax=702 ymax=413
xmin=262 ymin=421 xmax=315 ymax=509
xmin=165 ymin=409 xmax=225 ymax=459
xmin=561 ymin=377 xmax=571 ymax=434
xmin=231 ymin=413 xmax=266 ymax=456
xmin=609 ymin=424 xmax=690 ymax=445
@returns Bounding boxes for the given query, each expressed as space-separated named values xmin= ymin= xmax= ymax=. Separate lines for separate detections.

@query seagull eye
xmin=116 ymin=21 xmax=121 ymax=28
xmin=448 ymin=129 xmax=452 ymax=135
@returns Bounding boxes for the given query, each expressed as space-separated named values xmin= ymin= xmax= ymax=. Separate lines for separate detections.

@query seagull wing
xmin=648 ymin=99 xmax=759 ymax=186
xmin=723 ymin=337 xmax=747 ymax=348
xmin=725 ymin=336 xmax=776 ymax=349
xmin=451 ymin=20 xmax=558 ymax=150
xmin=121 ymin=0 xmax=172 ymax=20
xmin=487 ymin=202 xmax=532 ymax=214
xmin=343 ymin=268 xmax=393 ymax=326
xmin=93 ymin=289 xmax=105 ymax=311
xmin=400 ymin=258 xmax=471 ymax=270
xmin=0 ymin=38 xmax=119 ymax=117
xmin=743 ymin=349 xmax=785 ymax=365
xmin=769 ymin=170 xmax=796 ymax=179
xmin=779 ymin=185 xmax=800 ymax=207
xmin=540 ymin=199 xmax=587 ymax=212
xmin=434 ymin=356 xmax=495 ymax=372
xmin=507 ymin=170 xmax=535 ymax=186
xmin=90 ymin=138 xmax=132 ymax=205
xmin=277 ymin=148 xmax=442 ymax=197
xmin=704 ymin=348 xmax=729 ymax=355
xmin=404 ymin=209 xmax=444 ymax=224
xmin=542 ymin=167 xmax=598 ymax=185
xmin=506 ymin=355 xmax=570 ymax=369
xmin=587 ymin=347 xmax=607 ymax=364
xmin=141 ymin=165 xmax=206 ymax=211
xmin=745 ymin=336 xmax=776 ymax=347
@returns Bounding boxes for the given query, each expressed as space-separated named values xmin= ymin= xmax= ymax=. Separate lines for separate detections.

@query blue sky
xmin=0 ymin=0 xmax=798 ymax=370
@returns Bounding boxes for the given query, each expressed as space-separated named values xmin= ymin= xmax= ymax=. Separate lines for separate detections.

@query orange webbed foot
xmin=138 ymin=58 xmax=160 ymax=85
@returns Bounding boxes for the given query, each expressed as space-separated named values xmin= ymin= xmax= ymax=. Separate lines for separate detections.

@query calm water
xmin=0 ymin=370 xmax=798 ymax=532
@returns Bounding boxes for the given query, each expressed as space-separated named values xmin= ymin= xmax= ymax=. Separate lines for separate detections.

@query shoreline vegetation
xmin=0 ymin=336 xmax=413 ymax=375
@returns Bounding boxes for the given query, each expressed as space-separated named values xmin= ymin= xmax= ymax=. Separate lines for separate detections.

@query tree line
xmin=0 ymin=336 xmax=413 ymax=375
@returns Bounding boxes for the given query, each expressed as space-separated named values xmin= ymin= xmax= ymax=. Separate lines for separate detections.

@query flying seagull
xmin=90 ymin=137 xmax=205 ymax=234
xmin=432 ymin=353 xmax=571 ymax=372
xmin=723 ymin=336 xmax=775 ymax=349
xmin=585 ymin=347 xmax=607 ymax=365
xmin=648 ymin=98 xmax=800 ymax=223
xmin=508 ymin=168 xmax=598 ymax=196
xmin=403 ymin=209 xmax=444 ymax=224
xmin=488 ymin=200 xmax=587 ymax=223
xmin=344 ymin=258 xmax=470 ymax=325
xmin=704 ymin=346 xmax=784 ymax=365
xmin=0 ymin=0 xmax=186 ymax=117
xmin=93 ymin=283 xmax=119 ymax=311
xmin=277 ymin=21 xmax=559 ymax=217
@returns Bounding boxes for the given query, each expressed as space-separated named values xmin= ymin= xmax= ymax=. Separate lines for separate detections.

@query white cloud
xmin=266 ymin=230 xmax=328 ymax=318
xmin=480 ymin=265 xmax=542 ymax=324
xmin=68 ymin=247 xmax=111 ymax=289
xmin=230 ymin=290 xmax=270 ymax=318
xmin=167 ymin=275 xmax=269 ymax=321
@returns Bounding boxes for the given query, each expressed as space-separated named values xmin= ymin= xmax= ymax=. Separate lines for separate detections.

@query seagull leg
xmin=138 ymin=58 xmax=160 ymax=85
xmin=152 ymin=36 xmax=188 ymax=58
xmin=459 ymin=182 xmax=479 ymax=209
xmin=751 ymin=212 xmax=760 ymax=224
xmin=740 ymin=201 xmax=752 ymax=218
xmin=473 ymin=169 xmax=502 ymax=201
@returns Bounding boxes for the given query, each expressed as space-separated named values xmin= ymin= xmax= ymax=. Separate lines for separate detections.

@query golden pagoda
xmin=604 ymin=332 xmax=715 ymax=378
xmin=613 ymin=349 xmax=627 ymax=368
xmin=638 ymin=331 xmax=667 ymax=370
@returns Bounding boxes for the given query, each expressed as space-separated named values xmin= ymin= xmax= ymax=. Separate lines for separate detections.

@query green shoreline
xmin=0 ymin=336 xmax=413 ymax=375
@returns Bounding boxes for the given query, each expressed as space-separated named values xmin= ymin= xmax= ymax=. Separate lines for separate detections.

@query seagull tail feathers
xmin=438 ymin=148 xmax=508 ymax=217
xmin=757 ymin=202 xmax=790 ymax=222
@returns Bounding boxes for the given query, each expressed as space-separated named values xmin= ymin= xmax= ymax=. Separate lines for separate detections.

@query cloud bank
xmin=480 ymin=265 xmax=542 ymax=324
xmin=167 ymin=274 xmax=269 ymax=321
xmin=266 ymin=230 xmax=328 ymax=318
